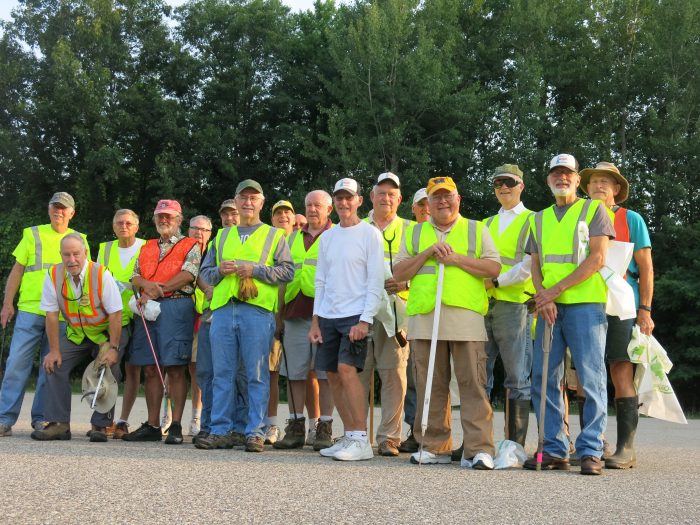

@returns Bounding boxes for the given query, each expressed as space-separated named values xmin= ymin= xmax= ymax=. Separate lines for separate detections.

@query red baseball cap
xmin=153 ymin=199 xmax=182 ymax=216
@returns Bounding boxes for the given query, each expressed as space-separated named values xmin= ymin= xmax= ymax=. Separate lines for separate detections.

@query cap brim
xmin=427 ymin=184 xmax=457 ymax=195
xmin=490 ymin=173 xmax=522 ymax=182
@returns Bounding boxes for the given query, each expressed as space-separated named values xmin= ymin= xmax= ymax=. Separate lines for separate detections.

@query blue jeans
xmin=403 ymin=343 xmax=416 ymax=426
xmin=484 ymin=301 xmax=533 ymax=400
xmin=195 ymin=318 xmax=213 ymax=434
xmin=209 ymin=301 xmax=273 ymax=438
xmin=0 ymin=311 xmax=58 ymax=427
xmin=532 ymin=303 xmax=608 ymax=459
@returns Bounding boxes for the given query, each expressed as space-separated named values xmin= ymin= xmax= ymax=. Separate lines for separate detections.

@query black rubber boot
xmin=605 ymin=396 xmax=638 ymax=469
xmin=507 ymin=399 xmax=530 ymax=448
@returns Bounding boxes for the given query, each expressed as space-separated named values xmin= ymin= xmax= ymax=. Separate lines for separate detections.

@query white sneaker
xmin=189 ymin=417 xmax=200 ymax=436
xmin=461 ymin=451 xmax=495 ymax=470
xmin=319 ymin=436 xmax=349 ymax=457
xmin=306 ymin=428 xmax=317 ymax=446
xmin=263 ymin=425 xmax=281 ymax=444
xmin=333 ymin=438 xmax=373 ymax=461
xmin=410 ymin=450 xmax=451 ymax=464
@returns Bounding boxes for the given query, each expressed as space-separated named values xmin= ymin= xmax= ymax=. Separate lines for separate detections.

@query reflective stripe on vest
xmin=51 ymin=262 xmax=110 ymax=344
xmin=284 ymin=227 xmax=327 ymax=304
xmin=406 ymin=218 xmax=488 ymax=315
xmin=210 ymin=224 xmax=283 ymax=312
xmin=532 ymin=199 xmax=607 ymax=304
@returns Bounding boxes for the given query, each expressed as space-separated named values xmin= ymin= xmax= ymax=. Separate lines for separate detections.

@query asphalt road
xmin=0 ymin=393 xmax=697 ymax=524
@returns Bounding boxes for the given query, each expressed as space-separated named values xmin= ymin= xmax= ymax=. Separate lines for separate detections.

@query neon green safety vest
xmin=364 ymin=215 xmax=414 ymax=301
xmin=97 ymin=239 xmax=145 ymax=325
xmin=284 ymin=226 xmax=332 ymax=304
xmin=16 ymin=225 xmax=89 ymax=316
xmin=531 ymin=198 xmax=608 ymax=304
xmin=483 ymin=211 xmax=535 ymax=303
xmin=406 ymin=217 xmax=489 ymax=316
xmin=210 ymin=224 xmax=285 ymax=312
xmin=194 ymin=240 xmax=213 ymax=314
xmin=50 ymin=262 xmax=110 ymax=345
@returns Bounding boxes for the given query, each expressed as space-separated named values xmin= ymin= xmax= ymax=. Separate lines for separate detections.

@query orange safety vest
xmin=614 ymin=207 xmax=630 ymax=243
xmin=138 ymin=237 xmax=198 ymax=294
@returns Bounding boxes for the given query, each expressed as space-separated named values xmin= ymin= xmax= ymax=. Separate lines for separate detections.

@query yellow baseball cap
xmin=427 ymin=176 xmax=457 ymax=195
xmin=272 ymin=200 xmax=295 ymax=214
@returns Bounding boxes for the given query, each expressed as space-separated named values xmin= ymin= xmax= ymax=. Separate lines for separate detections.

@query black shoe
xmin=398 ymin=427 xmax=419 ymax=453
xmin=122 ymin=422 xmax=162 ymax=442
xmin=164 ymin=422 xmax=183 ymax=445
xmin=451 ymin=443 xmax=464 ymax=462
xmin=89 ymin=429 xmax=108 ymax=443
xmin=193 ymin=430 xmax=209 ymax=445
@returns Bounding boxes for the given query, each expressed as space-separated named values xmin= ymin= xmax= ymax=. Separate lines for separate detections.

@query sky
xmin=0 ymin=0 xmax=320 ymax=23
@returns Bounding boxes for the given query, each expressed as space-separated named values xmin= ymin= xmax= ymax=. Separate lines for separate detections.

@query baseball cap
xmin=412 ymin=188 xmax=428 ymax=204
xmin=153 ymin=199 xmax=182 ymax=216
xmin=49 ymin=192 xmax=75 ymax=209
xmin=235 ymin=179 xmax=264 ymax=195
xmin=426 ymin=176 xmax=457 ymax=195
xmin=333 ymin=178 xmax=359 ymax=196
xmin=218 ymin=199 xmax=237 ymax=212
xmin=491 ymin=164 xmax=524 ymax=181
xmin=377 ymin=172 xmax=400 ymax=187
xmin=272 ymin=200 xmax=295 ymax=214
xmin=548 ymin=154 xmax=578 ymax=173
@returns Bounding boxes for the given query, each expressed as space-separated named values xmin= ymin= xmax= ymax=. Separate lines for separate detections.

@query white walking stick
xmin=418 ymin=262 xmax=445 ymax=465
xmin=91 ymin=366 xmax=106 ymax=410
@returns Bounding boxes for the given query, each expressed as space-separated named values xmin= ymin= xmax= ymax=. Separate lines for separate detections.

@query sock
xmin=348 ymin=431 xmax=368 ymax=442
xmin=117 ymin=419 xmax=128 ymax=425
xmin=308 ymin=417 xmax=318 ymax=429
xmin=267 ymin=415 xmax=278 ymax=426
xmin=319 ymin=415 xmax=332 ymax=422
xmin=192 ymin=408 xmax=201 ymax=420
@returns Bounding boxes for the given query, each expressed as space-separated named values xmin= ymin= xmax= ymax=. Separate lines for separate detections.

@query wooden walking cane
xmin=536 ymin=321 xmax=554 ymax=471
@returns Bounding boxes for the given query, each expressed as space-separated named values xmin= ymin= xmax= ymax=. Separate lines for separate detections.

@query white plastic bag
xmin=128 ymin=296 xmax=161 ymax=321
xmin=491 ymin=439 xmax=528 ymax=469
xmin=600 ymin=266 xmax=637 ymax=320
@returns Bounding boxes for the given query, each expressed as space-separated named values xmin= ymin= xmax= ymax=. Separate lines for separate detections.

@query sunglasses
xmin=493 ymin=178 xmax=519 ymax=189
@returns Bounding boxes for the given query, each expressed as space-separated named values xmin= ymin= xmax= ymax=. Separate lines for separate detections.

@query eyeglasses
xmin=428 ymin=193 xmax=457 ymax=203
xmin=115 ymin=221 xmax=136 ymax=227
xmin=236 ymin=195 xmax=262 ymax=204
xmin=493 ymin=178 xmax=519 ymax=189
xmin=189 ymin=226 xmax=211 ymax=233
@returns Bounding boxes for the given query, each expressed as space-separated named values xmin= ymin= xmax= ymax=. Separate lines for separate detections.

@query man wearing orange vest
xmin=0 ymin=192 xmax=87 ymax=436
xmin=123 ymin=199 xmax=201 ymax=445
xmin=31 ymin=233 xmax=123 ymax=441
xmin=581 ymin=162 xmax=654 ymax=469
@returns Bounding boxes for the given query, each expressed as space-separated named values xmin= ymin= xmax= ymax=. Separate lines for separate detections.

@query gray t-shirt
xmin=525 ymin=199 xmax=615 ymax=255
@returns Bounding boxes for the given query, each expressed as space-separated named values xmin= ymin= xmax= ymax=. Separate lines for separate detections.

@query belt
xmin=159 ymin=294 xmax=192 ymax=301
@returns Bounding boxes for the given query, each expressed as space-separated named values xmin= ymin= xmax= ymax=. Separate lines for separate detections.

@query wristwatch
xmin=491 ymin=278 xmax=499 ymax=288
xmin=110 ymin=344 xmax=119 ymax=351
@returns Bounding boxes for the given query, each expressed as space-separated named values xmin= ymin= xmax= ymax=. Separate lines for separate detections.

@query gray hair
xmin=189 ymin=215 xmax=213 ymax=229
xmin=113 ymin=209 xmax=139 ymax=225
xmin=305 ymin=190 xmax=332 ymax=207
xmin=60 ymin=232 xmax=87 ymax=251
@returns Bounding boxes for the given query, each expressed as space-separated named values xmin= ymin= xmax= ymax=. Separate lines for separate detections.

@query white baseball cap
xmin=549 ymin=154 xmax=578 ymax=172
xmin=412 ymin=188 xmax=428 ymax=204
xmin=377 ymin=172 xmax=400 ymax=187
xmin=333 ymin=178 xmax=359 ymax=196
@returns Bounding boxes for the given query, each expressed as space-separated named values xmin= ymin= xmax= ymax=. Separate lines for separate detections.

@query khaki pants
xmin=412 ymin=339 xmax=494 ymax=458
xmin=359 ymin=322 xmax=408 ymax=443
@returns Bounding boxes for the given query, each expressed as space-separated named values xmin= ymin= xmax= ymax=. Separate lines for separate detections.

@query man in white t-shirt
xmin=309 ymin=178 xmax=384 ymax=461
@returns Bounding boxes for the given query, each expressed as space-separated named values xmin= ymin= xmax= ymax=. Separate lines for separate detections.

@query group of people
xmin=0 ymin=153 xmax=654 ymax=474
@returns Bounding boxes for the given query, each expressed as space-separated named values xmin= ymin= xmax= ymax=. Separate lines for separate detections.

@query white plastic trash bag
xmin=600 ymin=266 xmax=636 ymax=320
xmin=627 ymin=325 xmax=687 ymax=425
xmin=128 ymin=296 xmax=161 ymax=321
xmin=482 ymin=439 xmax=528 ymax=469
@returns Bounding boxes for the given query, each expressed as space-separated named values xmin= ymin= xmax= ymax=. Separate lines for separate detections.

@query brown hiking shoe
xmin=523 ymin=452 xmax=570 ymax=471
xmin=398 ymin=427 xmax=419 ymax=453
xmin=313 ymin=420 xmax=333 ymax=451
xmin=378 ymin=439 xmax=400 ymax=457
xmin=245 ymin=435 xmax=265 ymax=452
xmin=195 ymin=433 xmax=235 ymax=450
xmin=113 ymin=422 xmax=129 ymax=440
xmin=580 ymin=455 xmax=602 ymax=475
xmin=231 ymin=431 xmax=246 ymax=447
xmin=30 ymin=422 xmax=71 ymax=441
xmin=273 ymin=417 xmax=306 ymax=449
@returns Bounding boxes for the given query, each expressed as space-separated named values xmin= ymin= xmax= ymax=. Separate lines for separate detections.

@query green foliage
xmin=0 ymin=0 xmax=699 ymax=409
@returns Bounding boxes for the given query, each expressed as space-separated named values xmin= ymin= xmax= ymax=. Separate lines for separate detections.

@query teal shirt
xmin=618 ymin=208 xmax=651 ymax=307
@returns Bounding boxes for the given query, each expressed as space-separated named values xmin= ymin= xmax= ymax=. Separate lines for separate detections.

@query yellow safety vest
xmin=405 ymin=217 xmax=489 ymax=316
xmin=284 ymin=227 xmax=331 ymax=304
xmin=210 ymin=224 xmax=284 ymax=312
xmin=50 ymin=262 xmax=110 ymax=345
xmin=364 ymin=215 xmax=414 ymax=301
xmin=531 ymin=198 xmax=608 ymax=304
xmin=16 ymin=225 xmax=89 ymax=316
xmin=483 ymin=211 xmax=535 ymax=303
xmin=97 ymin=239 xmax=145 ymax=325
xmin=194 ymin=240 xmax=213 ymax=314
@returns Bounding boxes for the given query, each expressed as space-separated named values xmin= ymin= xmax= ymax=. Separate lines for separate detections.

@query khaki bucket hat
xmin=81 ymin=352 xmax=118 ymax=414
xmin=579 ymin=162 xmax=629 ymax=204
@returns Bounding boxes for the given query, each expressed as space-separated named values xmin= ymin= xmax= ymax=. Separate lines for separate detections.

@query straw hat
xmin=579 ymin=162 xmax=629 ymax=204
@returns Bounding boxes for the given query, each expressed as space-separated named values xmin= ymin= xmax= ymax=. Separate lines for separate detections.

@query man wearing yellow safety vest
xmin=483 ymin=164 xmax=534 ymax=448
xmin=581 ymin=161 xmax=654 ymax=469
xmin=31 ymin=233 xmax=123 ymax=441
xmin=0 ymin=192 xmax=88 ymax=436
xmin=523 ymin=154 xmax=615 ymax=475
xmin=360 ymin=172 xmax=412 ymax=457
xmin=97 ymin=209 xmax=145 ymax=440
xmin=394 ymin=176 xmax=501 ymax=468
xmin=196 ymin=180 xmax=294 ymax=452
xmin=274 ymin=190 xmax=335 ymax=450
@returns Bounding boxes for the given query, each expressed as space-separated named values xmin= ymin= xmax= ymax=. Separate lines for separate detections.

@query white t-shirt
xmin=41 ymin=261 xmax=123 ymax=314
xmin=313 ymin=220 xmax=384 ymax=323
xmin=118 ymin=242 xmax=142 ymax=268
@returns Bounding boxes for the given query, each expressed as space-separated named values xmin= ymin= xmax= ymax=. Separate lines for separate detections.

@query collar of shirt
xmin=367 ymin=210 xmax=400 ymax=231
xmin=497 ymin=201 xmax=527 ymax=217
xmin=302 ymin=219 xmax=332 ymax=236
xmin=429 ymin=214 xmax=462 ymax=234
xmin=158 ymin=233 xmax=184 ymax=247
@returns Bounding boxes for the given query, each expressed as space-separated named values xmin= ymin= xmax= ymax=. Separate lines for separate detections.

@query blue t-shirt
xmin=616 ymin=207 xmax=651 ymax=307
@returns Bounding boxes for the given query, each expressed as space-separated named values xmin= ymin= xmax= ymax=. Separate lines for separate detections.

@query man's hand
xmin=436 ymin=252 xmax=461 ymax=266
xmin=219 ymin=260 xmax=237 ymax=276
xmin=100 ymin=348 xmax=119 ymax=368
xmin=141 ymin=281 xmax=164 ymax=301
xmin=534 ymin=286 xmax=560 ymax=309
xmin=203 ymin=285 xmax=213 ymax=301
xmin=430 ymin=242 xmax=454 ymax=259
xmin=233 ymin=262 xmax=254 ymax=279
xmin=308 ymin=319 xmax=323 ymax=344
xmin=43 ymin=350 xmax=62 ymax=374
xmin=538 ymin=302 xmax=558 ymax=325
xmin=0 ymin=303 xmax=14 ymax=328
xmin=637 ymin=309 xmax=655 ymax=336
xmin=349 ymin=321 xmax=369 ymax=342
xmin=384 ymin=278 xmax=401 ymax=295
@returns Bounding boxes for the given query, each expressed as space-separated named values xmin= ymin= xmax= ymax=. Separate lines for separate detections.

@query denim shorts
xmin=605 ymin=315 xmax=635 ymax=362
xmin=316 ymin=315 xmax=369 ymax=373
